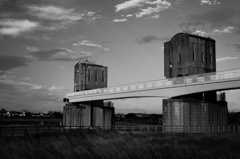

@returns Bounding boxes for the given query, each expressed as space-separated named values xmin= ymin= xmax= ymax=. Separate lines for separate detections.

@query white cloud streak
xmin=73 ymin=40 xmax=102 ymax=48
xmin=48 ymin=85 xmax=65 ymax=91
xmin=112 ymin=19 xmax=128 ymax=22
xmin=115 ymin=0 xmax=147 ymax=12
xmin=200 ymin=0 xmax=221 ymax=5
xmin=115 ymin=0 xmax=171 ymax=18
xmin=73 ymin=40 xmax=110 ymax=52
xmin=216 ymin=57 xmax=238 ymax=62
xmin=213 ymin=26 xmax=234 ymax=35
xmin=136 ymin=0 xmax=171 ymax=18
xmin=23 ymin=45 xmax=40 ymax=52
xmin=0 ymin=19 xmax=39 ymax=36
xmin=27 ymin=5 xmax=83 ymax=21
xmin=126 ymin=14 xmax=133 ymax=17
xmin=194 ymin=26 xmax=234 ymax=36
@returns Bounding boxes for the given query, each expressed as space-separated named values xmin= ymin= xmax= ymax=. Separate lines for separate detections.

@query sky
xmin=0 ymin=0 xmax=240 ymax=114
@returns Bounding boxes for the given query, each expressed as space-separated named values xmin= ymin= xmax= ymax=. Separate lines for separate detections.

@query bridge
xmin=66 ymin=68 xmax=240 ymax=103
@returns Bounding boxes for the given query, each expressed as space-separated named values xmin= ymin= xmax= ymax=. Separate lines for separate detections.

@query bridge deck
xmin=66 ymin=69 xmax=240 ymax=102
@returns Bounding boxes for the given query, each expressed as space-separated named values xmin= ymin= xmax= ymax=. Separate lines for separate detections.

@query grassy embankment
xmin=0 ymin=130 xmax=240 ymax=159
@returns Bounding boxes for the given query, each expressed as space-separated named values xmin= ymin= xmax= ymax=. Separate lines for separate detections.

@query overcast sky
xmin=0 ymin=0 xmax=240 ymax=113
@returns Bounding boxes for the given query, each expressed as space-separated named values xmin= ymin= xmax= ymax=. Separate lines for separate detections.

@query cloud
xmin=27 ymin=5 xmax=99 ymax=23
xmin=27 ymin=5 xmax=84 ymax=21
xmin=21 ymin=45 xmax=40 ymax=52
xmin=73 ymin=40 xmax=110 ymax=52
xmin=212 ymin=26 xmax=234 ymax=34
xmin=194 ymin=26 xmax=234 ymax=36
xmin=57 ymin=66 xmax=65 ymax=69
xmin=73 ymin=40 xmax=102 ymax=48
xmin=200 ymin=0 xmax=221 ymax=5
xmin=137 ymin=35 xmax=161 ymax=44
xmin=234 ymin=44 xmax=240 ymax=52
xmin=104 ymin=48 xmax=110 ymax=51
xmin=126 ymin=14 xmax=133 ymax=17
xmin=216 ymin=57 xmax=238 ymax=62
xmin=48 ymin=85 xmax=66 ymax=91
xmin=0 ymin=77 xmax=68 ymax=111
xmin=186 ymin=8 xmax=237 ymax=29
xmin=21 ymin=77 xmax=31 ymax=80
xmin=115 ymin=0 xmax=171 ymax=18
xmin=112 ymin=19 xmax=128 ymax=22
xmin=31 ymin=84 xmax=42 ymax=90
xmin=136 ymin=0 xmax=171 ymax=18
xmin=0 ymin=55 xmax=30 ymax=72
xmin=29 ymin=48 xmax=90 ymax=61
xmin=115 ymin=0 xmax=147 ymax=12
xmin=0 ymin=5 xmax=99 ymax=37
xmin=0 ymin=19 xmax=39 ymax=36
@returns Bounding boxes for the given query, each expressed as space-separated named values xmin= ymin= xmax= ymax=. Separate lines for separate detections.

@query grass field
xmin=0 ymin=130 xmax=240 ymax=159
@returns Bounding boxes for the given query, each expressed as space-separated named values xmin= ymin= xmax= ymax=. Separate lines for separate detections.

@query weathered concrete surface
xmin=162 ymin=98 xmax=228 ymax=132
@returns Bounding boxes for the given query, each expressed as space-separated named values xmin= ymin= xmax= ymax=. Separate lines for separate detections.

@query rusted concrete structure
xmin=163 ymin=32 xmax=228 ymax=132
xmin=63 ymin=61 xmax=114 ymax=128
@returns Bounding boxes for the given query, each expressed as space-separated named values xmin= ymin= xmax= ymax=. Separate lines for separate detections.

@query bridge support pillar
xmin=63 ymin=101 xmax=115 ymax=129
xmin=162 ymin=98 xmax=228 ymax=132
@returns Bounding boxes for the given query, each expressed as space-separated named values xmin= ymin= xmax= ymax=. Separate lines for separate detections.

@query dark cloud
xmin=0 ymin=78 xmax=66 ymax=111
xmin=0 ymin=55 xmax=30 ymax=71
xmin=234 ymin=44 xmax=240 ymax=52
xmin=30 ymin=48 xmax=87 ymax=61
xmin=182 ymin=8 xmax=238 ymax=29
xmin=30 ymin=48 xmax=69 ymax=61
xmin=137 ymin=35 xmax=161 ymax=44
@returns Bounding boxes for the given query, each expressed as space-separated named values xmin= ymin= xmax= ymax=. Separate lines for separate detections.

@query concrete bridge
xmin=66 ymin=68 xmax=240 ymax=103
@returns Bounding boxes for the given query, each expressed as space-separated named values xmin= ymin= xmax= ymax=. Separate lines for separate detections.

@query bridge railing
xmin=67 ymin=68 xmax=240 ymax=97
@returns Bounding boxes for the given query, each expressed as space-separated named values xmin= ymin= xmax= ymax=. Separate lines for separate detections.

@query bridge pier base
xmin=63 ymin=101 xmax=115 ymax=129
xmin=162 ymin=98 xmax=228 ymax=132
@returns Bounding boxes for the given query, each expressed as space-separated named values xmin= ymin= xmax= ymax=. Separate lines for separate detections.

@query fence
xmin=0 ymin=125 xmax=240 ymax=136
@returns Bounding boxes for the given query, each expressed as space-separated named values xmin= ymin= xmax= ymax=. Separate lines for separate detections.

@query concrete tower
xmin=164 ymin=33 xmax=218 ymax=102
xmin=63 ymin=59 xmax=114 ymax=128
xmin=74 ymin=62 xmax=107 ymax=92
xmin=164 ymin=33 xmax=216 ymax=78
xmin=162 ymin=32 xmax=228 ymax=132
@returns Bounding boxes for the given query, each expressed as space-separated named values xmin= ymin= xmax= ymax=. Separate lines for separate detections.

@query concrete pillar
xmin=162 ymin=98 xmax=228 ymax=132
